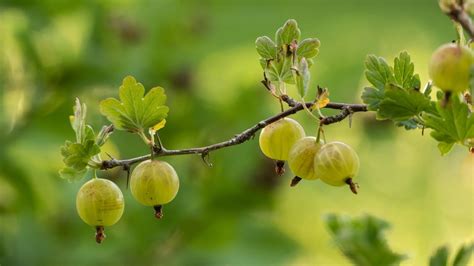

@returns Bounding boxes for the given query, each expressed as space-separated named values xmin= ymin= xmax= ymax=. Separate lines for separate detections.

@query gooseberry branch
xmin=100 ymin=97 xmax=367 ymax=170
xmin=444 ymin=2 xmax=474 ymax=38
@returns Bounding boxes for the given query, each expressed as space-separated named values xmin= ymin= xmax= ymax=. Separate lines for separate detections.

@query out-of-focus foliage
xmin=325 ymin=214 xmax=406 ymax=266
xmin=429 ymin=242 xmax=474 ymax=266
xmin=0 ymin=0 xmax=472 ymax=265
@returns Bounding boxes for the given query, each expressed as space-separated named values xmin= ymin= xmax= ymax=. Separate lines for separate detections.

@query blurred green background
xmin=0 ymin=0 xmax=472 ymax=265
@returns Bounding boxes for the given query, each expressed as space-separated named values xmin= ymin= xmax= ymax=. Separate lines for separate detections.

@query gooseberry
xmin=428 ymin=43 xmax=473 ymax=93
xmin=76 ymin=178 xmax=125 ymax=243
xmin=288 ymin=136 xmax=323 ymax=182
xmin=313 ymin=141 xmax=360 ymax=194
xmin=258 ymin=117 xmax=305 ymax=161
xmin=130 ymin=159 xmax=179 ymax=219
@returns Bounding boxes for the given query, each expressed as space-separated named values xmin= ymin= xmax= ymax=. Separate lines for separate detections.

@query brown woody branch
xmin=101 ymin=97 xmax=367 ymax=170
xmin=445 ymin=1 xmax=474 ymax=39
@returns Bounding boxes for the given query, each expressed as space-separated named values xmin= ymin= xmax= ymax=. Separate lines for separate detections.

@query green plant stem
xmin=138 ymin=130 xmax=151 ymax=146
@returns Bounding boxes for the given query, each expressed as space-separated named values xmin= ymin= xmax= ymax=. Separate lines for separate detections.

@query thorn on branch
xmin=201 ymin=151 xmax=213 ymax=167
xmin=123 ymin=164 xmax=131 ymax=189
xmin=105 ymin=152 xmax=115 ymax=160
xmin=153 ymin=144 xmax=162 ymax=154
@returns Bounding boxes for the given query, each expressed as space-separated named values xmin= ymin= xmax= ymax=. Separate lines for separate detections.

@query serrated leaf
xmin=452 ymin=242 xmax=474 ymax=266
xmin=394 ymin=51 xmax=416 ymax=89
xmin=265 ymin=57 xmax=294 ymax=84
xmin=365 ymin=55 xmax=394 ymax=90
xmin=325 ymin=214 xmax=406 ymax=266
xmin=256 ymin=36 xmax=277 ymax=59
xmin=395 ymin=118 xmax=420 ymax=130
xmin=59 ymin=167 xmax=88 ymax=182
xmin=61 ymin=140 xmax=100 ymax=170
xmin=377 ymin=85 xmax=432 ymax=121
xmin=100 ymin=76 xmax=169 ymax=132
xmin=276 ymin=19 xmax=300 ymax=45
xmin=429 ymin=246 xmax=449 ymax=266
xmin=295 ymin=58 xmax=310 ymax=97
xmin=425 ymin=95 xmax=474 ymax=154
xmin=361 ymin=87 xmax=385 ymax=110
xmin=297 ymin=38 xmax=320 ymax=58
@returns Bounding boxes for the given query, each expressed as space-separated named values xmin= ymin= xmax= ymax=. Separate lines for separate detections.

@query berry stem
xmin=345 ymin=178 xmax=359 ymax=195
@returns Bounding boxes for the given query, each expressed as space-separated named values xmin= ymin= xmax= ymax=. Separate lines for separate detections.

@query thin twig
xmin=101 ymin=100 xmax=367 ymax=170
xmin=446 ymin=3 xmax=474 ymax=39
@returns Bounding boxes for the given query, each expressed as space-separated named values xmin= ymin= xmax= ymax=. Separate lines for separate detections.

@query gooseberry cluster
xmin=76 ymin=160 xmax=179 ymax=243
xmin=61 ymin=4 xmax=474 ymax=244
xmin=258 ymin=118 xmax=360 ymax=194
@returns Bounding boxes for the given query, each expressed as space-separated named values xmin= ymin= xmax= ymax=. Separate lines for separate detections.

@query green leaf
xmin=96 ymin=124 xmax=114 ymax=147
xmin=100 ymin=75 xmax=169 ymax=132
xmin=452 ymin=242 xmax=474 ymax=266
xmin=424 ymin=82 xmax=433 ymax=97
xmin=393 ymin=51 xmax=419 ymax=89
xmin=265 ymin=57 xmax=294 ymax=84
xmin=325 ymin=214 xmax=406 ymax=266
xmin=255 ymin=36 xmax=277 ymax=59
xmin=365 ymin=55 xmax=394 ymax=90
xmin=425 ymin=95 xmax=474 ymax=154
xmin=361 ymin=87 xmax=385 ymax=110
xmin=276 ymin=19 xmax=300 ymax=46
xmin=59 ymin=167 xmax=88 ymax=182
xmin=395 ymin=118 xmax=420 ymax=130
xmin=69 ymin=98 xmax=88 ymax=143
xmin=377 ymin=84 xmax=432 ymax=121
xmin=61 ymin=140 xmax=100 ymax=170
xmin=437 ymin=142 xmax=455 ymax=155
xmin=60 ymin=99 xmax=100 ymax=182
xmin=296 ymin=38 xmax=320 ymax=59
xmin=295 ymin=58 xmax=310 ymax=97
xmin=429 ymin=246 xmax=449 ymax=266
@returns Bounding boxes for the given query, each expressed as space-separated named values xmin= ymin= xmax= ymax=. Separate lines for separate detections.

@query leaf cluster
xmin=362 ymin=52 xmax=474 ymax=154
xmin=59 ymin=99 xmax=101 ymax=181
xmin=255 ymin=19 xmax=320 ymax=98
xmin=325 ymin=214 xmax=406 ymax=266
